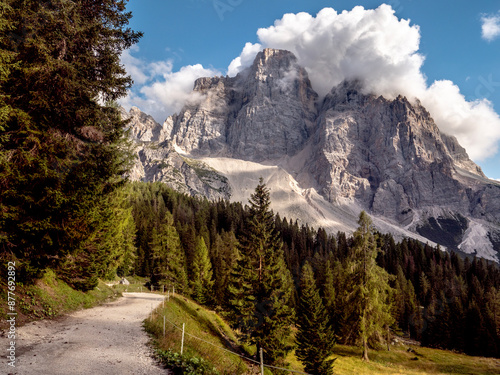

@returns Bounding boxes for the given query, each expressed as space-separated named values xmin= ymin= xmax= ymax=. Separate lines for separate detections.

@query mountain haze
xmin=124 ymin=48 xmax=500 ymax=262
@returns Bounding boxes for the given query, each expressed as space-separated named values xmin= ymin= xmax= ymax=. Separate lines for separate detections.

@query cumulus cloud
xmin=481 ymin=12 xmax=500 ymax=41
xmin=421 ymin=81 xmax=500 ymax=159
xmin=119 ymin=47 xmax=220 ymax=122
xmin=227 ymin=42 xmax=262 ymax=77
xmin=122 ymin=5 xmax=500 ymax=161
xmin=229 ymin=5 xmax=426 ymax=99
xmin=227 ymin=4 xmax=500 ymax=160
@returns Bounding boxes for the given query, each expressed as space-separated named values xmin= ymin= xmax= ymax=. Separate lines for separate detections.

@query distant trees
xmin=0 ymin=0 xmax=141 ymax=286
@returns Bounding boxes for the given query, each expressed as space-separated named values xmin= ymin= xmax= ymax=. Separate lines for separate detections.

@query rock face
xmin=126 ymin=48 xmax=500 ymax=262
xmin=121 ymin=107 xmax=231 ymax=201
xmin=165 ymin=49 xmax=318 ymax=161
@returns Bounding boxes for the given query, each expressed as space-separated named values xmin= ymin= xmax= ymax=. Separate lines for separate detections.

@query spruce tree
xmin=150 ymin=212 xmax=188 ymax=293
xmin=296 ymin=262 xmax=335 ymax=375
xmin=227 ymin=178 xmax=295 ymax=365
xmin=190 ymin=236 xmax=214 ymax=304
xmin=0 ymin=0 xmax=141 ymax=283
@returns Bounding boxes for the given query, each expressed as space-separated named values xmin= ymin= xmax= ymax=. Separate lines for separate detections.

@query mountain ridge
xmin=123 ymin=48 xmax=500 ymax=262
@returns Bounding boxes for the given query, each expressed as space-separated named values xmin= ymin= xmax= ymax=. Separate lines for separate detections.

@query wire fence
xmin=146 ymin=292 xmax=311 ymax=375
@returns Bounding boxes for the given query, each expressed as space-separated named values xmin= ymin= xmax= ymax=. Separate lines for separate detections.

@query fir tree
xmin=296 ymin=262 xmax=335 ymax=375
xmin=190 ymin=236 xmax=214 ymax=304
xmin=0 ymin=0 xmax=141 ymax=283
xmin=150 ymin=212 xmax=188 ymax=293
xmin=227 ymin=178 xmax=295 ymax=365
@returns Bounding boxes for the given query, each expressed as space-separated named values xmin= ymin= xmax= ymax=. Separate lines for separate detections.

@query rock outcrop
xmin=125 ymin=48 xmax=500 ymax=261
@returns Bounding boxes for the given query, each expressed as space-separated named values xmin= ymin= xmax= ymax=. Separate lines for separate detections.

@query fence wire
xmin=149 ymin=301 xmax=311 ymax=375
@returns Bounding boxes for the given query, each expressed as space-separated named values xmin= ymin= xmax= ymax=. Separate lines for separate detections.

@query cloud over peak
xmin=227 ymin=5 xmax=500 ymax=160
xmin=122 ymin=5 xmax=500 ymax=161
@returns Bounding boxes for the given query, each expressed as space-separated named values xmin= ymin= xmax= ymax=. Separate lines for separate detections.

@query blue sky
xmin=122 ymin=0 xmax=500 ymax=179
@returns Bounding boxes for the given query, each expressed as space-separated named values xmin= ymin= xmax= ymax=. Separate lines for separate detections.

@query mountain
xmin=123 ymin=48 xmax=500 ymax=262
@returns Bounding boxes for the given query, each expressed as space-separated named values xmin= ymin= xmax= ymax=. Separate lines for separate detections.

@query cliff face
xmin=126 ymin=48 xmax=500 ymax=262
xmin=165 ymin=49 xmax=318 ymax=161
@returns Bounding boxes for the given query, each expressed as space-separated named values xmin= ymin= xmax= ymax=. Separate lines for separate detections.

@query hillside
xmin=146 ymin=293 xmax=500 ymax=375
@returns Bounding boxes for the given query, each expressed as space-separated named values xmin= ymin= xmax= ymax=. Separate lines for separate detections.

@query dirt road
xmin=7 ymin=292 xmax=167 ymax=375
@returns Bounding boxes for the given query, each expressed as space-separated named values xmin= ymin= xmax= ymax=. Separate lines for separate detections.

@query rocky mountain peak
xmin=165 ymin=48 xmax=318 ymax=161
xmin=126 ymin=48 xmax=500 ymax=261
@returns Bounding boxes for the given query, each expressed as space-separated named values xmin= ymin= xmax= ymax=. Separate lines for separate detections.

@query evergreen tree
xmin=227 ymin=178 xmax=295 ymax=365
xmin=212 ymin=230 xmax=239 ymax=306
xmin=190 ymin=236 xmax=214 ymax=304
xmin=0 ymin=0 xmax=141 ymax=283
xmin=149 ymin=212 xmax=188 ymax=293
xmin=347 ymin=211 xmax=394 ymax=361
xmin=296 ymin=262 xmax=335 ymax=375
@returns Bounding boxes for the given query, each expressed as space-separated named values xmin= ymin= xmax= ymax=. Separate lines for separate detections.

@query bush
xmin=156 ymin=349 xmax=219 ymax=375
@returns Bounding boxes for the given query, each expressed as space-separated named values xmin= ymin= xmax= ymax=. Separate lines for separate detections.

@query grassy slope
xmin=0 ymin=270 xmax=145 ymax=330
xmin=146 ymin=294 xmax=500 ymax=375
xmin=145 ymin=295 xmax=255 ymax=374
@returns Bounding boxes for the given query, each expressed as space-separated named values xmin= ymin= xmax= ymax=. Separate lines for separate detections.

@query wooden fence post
xmin=181 ymin=323 xmax=185 ymax=355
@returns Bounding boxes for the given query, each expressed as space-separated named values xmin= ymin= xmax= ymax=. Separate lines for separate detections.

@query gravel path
xmin=8 ymin=293 xmax=168 ymax=375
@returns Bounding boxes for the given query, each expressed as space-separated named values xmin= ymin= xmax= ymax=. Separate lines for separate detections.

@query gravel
xmin=9 ymin=292 xmax=168 ymax=375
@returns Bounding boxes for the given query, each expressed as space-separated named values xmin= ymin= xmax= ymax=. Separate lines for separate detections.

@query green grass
xmin=144 ymin=295 xmax=500 ymax=375
xmin=331 ymin=344 xmax=500 ymax=375
xmin=144 ymin=295 xmax=256 ymax=374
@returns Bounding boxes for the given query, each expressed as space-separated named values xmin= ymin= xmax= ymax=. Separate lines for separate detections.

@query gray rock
xmin=125 ymin=49 xmax=500 ymax=261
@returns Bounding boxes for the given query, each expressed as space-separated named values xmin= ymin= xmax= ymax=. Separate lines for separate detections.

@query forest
xmin=123 ymin=181 xmax=500 ymax=371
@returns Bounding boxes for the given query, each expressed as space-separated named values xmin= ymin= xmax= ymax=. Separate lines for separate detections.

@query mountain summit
xmin=125 ymin=48 xmax=500 ymax=262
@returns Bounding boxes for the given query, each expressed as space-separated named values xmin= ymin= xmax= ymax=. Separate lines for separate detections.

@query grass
xmin=144 ymin=295 xmax=256 ymax=374
xmin=144 ymin=294 xmax=500 ymax=375
xmin=331 ymin=344 xmax=500 ymax=375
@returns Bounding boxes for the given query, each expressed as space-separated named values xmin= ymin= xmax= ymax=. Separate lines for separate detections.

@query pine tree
xmin=190 ymin=236 xmax=214 ymax=304
xmin=296 ymin=262 xmax=335 ymax=375
xmin=347 ymin=211 xmax=394 ymax=361
xmin=227 ymin=178 xmax=295 ymax=365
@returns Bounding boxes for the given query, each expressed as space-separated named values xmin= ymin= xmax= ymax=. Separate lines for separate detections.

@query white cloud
xmin=122 ymin=5 xmax=500 ymax=161
xmin=227 ymin=4 xmax=500 ymax=160
xmin=229 ymin=5 xmax=427 ymax=99
xmin=227 ymin=42 xmax=262 ymax=77
xmin=481 ymin=13 xmax=500 ymax=42
xmin=119 ymin=48 xmax=220 ymax=122
xmin=421 ymin=81 xmax=500 ymax=160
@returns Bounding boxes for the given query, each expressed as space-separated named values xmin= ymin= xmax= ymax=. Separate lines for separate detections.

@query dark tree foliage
xmin=0 ymin=0 xmax=141 ymax=286
xmin=296 ymin=261 xmax=335 ymax=374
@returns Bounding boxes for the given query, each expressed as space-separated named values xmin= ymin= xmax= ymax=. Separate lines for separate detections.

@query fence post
xmin=173 ymin=286 xmax=175 ymax=296
xmin=162 ymin=285 xmax=164 ymax=294
xmin=163 ymin=315 xmax=166 ymax=337
xmin=181 ymin=323 xmax=185 ymax=355
xmin=260 ymin=347 xmax=264 ymax=375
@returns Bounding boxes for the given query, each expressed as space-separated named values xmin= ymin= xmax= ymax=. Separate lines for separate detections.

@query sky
xmin=120 ymin=0 xmax=500 ymax=180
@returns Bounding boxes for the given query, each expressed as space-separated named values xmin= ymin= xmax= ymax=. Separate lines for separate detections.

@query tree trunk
xmin=362 ymin=338 xmax=369 ymax=362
